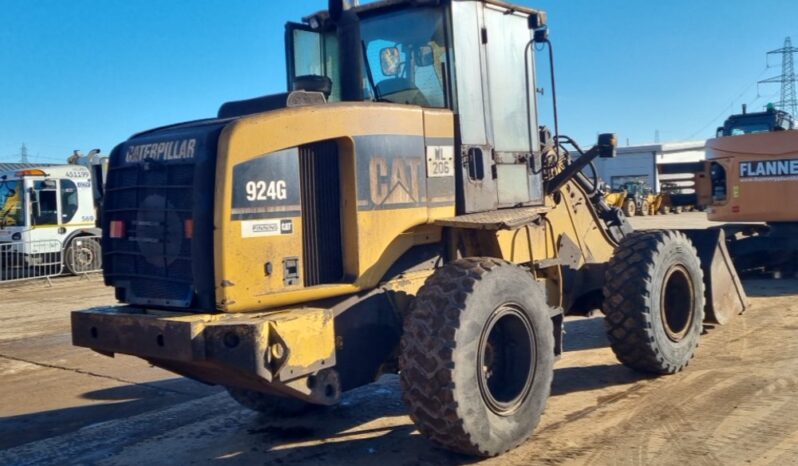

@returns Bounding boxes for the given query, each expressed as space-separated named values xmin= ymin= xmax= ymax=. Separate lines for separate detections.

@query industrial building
xmin=592 ymin=140 xmax=706 ymax=191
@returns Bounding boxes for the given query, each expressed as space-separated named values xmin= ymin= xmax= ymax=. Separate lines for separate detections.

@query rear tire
xmin=226 ymin=387 xmax=318 ymax=417
xmin=64 ymin=237 xmax=102 ymax=275
xmin=400 ymin=258 xmax=554 ymax=457
xmin=603 ymin=231 xmax=705 ymax=374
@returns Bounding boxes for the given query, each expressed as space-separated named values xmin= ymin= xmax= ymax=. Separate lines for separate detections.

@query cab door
xmin=450 ymin=2 xmax=542 ymax=214
xmin=481 ymin=4 xmax=542 ymax=208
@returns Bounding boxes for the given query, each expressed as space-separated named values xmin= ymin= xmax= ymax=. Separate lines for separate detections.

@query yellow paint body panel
xmin=214 ymin=103 xmax=455 ymax=313
xmin=267 ymin=307 xmax=336 ymax=380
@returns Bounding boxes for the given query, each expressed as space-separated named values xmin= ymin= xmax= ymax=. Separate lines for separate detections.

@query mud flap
xmin=682 ymin=228 xmax=748 ymax=325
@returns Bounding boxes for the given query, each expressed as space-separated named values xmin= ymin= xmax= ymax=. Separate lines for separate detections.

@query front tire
xmin=64 ymin=237 xmax=102 ymax=275
xmin=623 ymin=199 xmax=636 ymax=217
xmin=603 ymin=231 xmax=705 ymax=374
xmin=639 ymin=200 xmax=650 ymax=216
xmin=400 ymin=258 xmax=554 ymax=457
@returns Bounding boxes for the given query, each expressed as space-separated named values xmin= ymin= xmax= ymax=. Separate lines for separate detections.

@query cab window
xmin=290 ymin=28 xmax=341 ymax=101
xmin=60 ymin=179 xmax=79 ymax=223
xmin=31 ymin=180 xmax=58 ymax=226
xmin=0 ymin=180 xmax=24 ymax=227
xmin=360 ymin=8 xmax=449 ymax=107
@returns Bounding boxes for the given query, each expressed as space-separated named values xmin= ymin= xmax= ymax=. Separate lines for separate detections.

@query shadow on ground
xmin=0 ymin=314 xmax=646 ymax=464
xmin=743 ymin=278 xmax=798 ymax=298
xmin=0 ymin=378 xmax=219 ymax=450
xmin=562 ymin=316 xmax=609 ymax=352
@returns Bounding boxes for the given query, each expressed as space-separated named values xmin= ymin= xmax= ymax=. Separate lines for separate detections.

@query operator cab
xmin=285 ymin=0 xmax=549 ymax=213
xmin=717 ymin=104 xmax=795 ymax=137
xmin=0 ymin=167 xmax=92 ymax=243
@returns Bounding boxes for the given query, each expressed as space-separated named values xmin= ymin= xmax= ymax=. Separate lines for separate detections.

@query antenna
xmin=758 ymin=37 xmax=798 ymax=116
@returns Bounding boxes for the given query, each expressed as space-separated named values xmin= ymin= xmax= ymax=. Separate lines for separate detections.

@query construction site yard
xmin=1 ymin=212 xmax=796 ymax=466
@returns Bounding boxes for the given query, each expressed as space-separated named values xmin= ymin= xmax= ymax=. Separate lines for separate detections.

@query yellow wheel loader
xmin=71 ymin=0 xmax=746 ymax=457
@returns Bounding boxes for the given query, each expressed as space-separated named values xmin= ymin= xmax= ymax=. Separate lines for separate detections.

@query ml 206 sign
xmin=739 ymin=159 xmax=798 ymax=182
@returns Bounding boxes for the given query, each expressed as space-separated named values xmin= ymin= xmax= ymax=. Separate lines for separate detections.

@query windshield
xmin=0 ymin=180 xmax=24 ymax=227
xmin=728 ymin=122 xmax=772 ymax=136
xmin=360 ymin=8 xmax=449 ymax=107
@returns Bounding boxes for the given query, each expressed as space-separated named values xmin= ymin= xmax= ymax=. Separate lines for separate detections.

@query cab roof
xmin=304 ymin=0 xmax=539 ymax=24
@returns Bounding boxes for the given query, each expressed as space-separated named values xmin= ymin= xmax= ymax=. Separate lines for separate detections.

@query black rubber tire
xmin=623 ymin=199 xmax=636 ymax=217
xmin=400 ymin=258 xmax=554 ymax=457
xmin=64 ymin=237 xmax=102 ymax=275
xmin=226 ymin=387 xmax=318 ymax=417
xmin=639 ymin=201 xmax=650 ymax=216
xmin=603 ymin=230 xmax=705 ymax=374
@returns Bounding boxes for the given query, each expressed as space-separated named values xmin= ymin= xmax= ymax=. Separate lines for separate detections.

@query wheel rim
xmin=76 ymin=247 xmax=94 ymax=267
xmin=477 ymin=304 xmax=536 ymax=416
xmin=660 ymin=265 xmax=695 ymax=342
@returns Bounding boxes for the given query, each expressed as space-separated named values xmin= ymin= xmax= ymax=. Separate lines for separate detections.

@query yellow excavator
xmin=71 ymin=0 xmax=746 ymax=457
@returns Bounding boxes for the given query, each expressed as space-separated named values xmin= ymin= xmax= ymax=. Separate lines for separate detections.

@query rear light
xmin=109 ymin=220 xmax=126 ymax=238
xmin=184 ymin=219 xmax=194 ymax=239
xmin=732 ymin=205 xmax=740 ymax=213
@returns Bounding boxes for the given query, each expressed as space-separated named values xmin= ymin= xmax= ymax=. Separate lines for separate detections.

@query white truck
xmin=0 ymin=152 xmax=106 ymax=275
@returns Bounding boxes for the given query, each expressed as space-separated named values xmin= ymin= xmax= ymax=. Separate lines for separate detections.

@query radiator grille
xmin=104 ymin=160 xmax=195 ymax=306
xmin=299 ymin=140 xmax=343 ymax=286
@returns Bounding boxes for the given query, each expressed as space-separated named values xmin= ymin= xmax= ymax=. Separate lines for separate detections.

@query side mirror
xmin=415 ymin=45 xmax=434 ymax=67
xmin=533 ymin=26 xmax=549 ymax=43
xmin=28 ymin=188 xmax=40 ymax=218
xmin=597 ymin=133 xmax=617 ymax=158
xmin=380 ymin=47 xmax=401 ymax=76
xmin=528 ymin=11 xmax=547 ymax=30
xmin=4 ymin=189 xmax=14 ymax=199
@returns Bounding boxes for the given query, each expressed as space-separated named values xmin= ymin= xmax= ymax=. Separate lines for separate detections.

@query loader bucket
xmin=681 ymin=228 xmax=748 ymax=325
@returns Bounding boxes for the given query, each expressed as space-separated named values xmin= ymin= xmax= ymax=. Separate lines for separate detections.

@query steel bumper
xmin=71 ymin=305 xmax=339 ymax=403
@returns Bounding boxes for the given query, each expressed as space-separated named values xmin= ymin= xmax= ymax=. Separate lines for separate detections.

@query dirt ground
xmin=1 ymin=212 xmax=797 ymax=465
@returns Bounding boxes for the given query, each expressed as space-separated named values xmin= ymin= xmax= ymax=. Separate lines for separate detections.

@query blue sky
xmin=1 ymin=0 xmax=796 ymax=163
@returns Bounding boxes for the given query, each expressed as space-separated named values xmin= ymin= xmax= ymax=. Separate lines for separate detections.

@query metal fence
xmin=0 ymin=235 xmax=102 ymax=284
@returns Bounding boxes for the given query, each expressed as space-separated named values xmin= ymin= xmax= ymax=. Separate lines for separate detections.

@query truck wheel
xmin=603 ymin=231 xmax=705 ymax=374
xmin=639 ymin=201 xmax=650 ymax=216
xmin=623 ymin=199 xmax=636 ymax=217
xmin=400 ymin=258 xmax=554 ymax=457
xmin=226 ymin=387 xmax=318 ymax=417
xmin=64 ymin=237 xmax=102 ymax=275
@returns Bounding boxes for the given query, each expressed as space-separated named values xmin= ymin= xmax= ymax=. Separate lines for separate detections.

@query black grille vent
xmin=104 ymin=160 xmax=195 ymax=306
xmin=299 ymin=140 xmax=343 ymax=286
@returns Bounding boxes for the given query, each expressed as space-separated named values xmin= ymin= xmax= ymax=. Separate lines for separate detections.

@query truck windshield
xmin=0 ymin=180 xmax=24 ymax=227
xmin=728 ymin=122 xmax=772 ymax=136
xmin=360 ymin=8 xmax=449 ymax=107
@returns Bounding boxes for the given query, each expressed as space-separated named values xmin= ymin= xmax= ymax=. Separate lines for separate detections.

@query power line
xmin=758 ymin=36 xmax=798 ymax=117
xmin=684 ymin=67 xmax=770 ymax=140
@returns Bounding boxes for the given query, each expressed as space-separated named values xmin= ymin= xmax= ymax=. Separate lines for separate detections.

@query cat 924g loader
xmin=71 ymin=0 xmax=746 ymax=457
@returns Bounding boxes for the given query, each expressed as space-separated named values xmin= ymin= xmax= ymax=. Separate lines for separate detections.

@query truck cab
xmin=716 ymin=105 xmax=794 ymax=137
xmin=0 ymin=164 xmax=102 ymax=274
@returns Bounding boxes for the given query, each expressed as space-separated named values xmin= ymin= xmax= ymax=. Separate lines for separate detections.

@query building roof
xmin=0 ymin=162 xmax=54 ymax=174
xmin=617 ymin=140 xmax=705 ymax=155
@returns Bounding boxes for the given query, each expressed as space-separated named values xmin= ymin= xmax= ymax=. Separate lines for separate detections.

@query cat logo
xmin=369 ymin=156 xmax=423 ymax=206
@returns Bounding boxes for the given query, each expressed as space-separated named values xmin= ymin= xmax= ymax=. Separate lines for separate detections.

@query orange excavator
xmin=661 ymin=105 xmax=798 ymax=277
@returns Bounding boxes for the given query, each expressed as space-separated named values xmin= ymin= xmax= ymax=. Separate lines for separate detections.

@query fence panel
xmin=0 ymin=239 xmax=65 ymax=283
